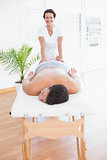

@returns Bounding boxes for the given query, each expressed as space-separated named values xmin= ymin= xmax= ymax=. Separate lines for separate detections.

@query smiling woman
xmin=38 ymin=9 xmax=64 ymax=63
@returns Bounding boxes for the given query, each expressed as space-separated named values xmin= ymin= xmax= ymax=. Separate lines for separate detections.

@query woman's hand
xmin=56 ymin=56 xmax=64 ymax=62
xmin=39 ymin=58 xmax=48 ymax=64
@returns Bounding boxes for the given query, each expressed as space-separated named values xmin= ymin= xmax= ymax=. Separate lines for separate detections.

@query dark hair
xmin=46 ymin=84 xmax=69 ymax=105
xmin=43 ymin=9 xmax=56 ymax=19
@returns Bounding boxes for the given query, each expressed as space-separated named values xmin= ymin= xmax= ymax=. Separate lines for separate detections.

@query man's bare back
xmin=22 ymin=67 xmax=81 ymax=96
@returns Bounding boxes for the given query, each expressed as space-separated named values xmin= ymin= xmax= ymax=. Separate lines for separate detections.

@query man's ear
xmin=49 ymin=84 xmax=54 ymax=88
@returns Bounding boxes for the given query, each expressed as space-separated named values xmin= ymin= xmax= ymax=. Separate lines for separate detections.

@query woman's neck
xmin=46 ymin=25 xmax=54 ymax=31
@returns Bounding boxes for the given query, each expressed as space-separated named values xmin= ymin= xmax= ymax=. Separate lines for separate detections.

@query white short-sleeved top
xmin=38 ymin=26 xmax=63 ymax=60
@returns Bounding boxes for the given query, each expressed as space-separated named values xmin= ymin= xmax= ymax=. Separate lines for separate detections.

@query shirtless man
xmin=22 ymin=61 xmax=81 ymax=105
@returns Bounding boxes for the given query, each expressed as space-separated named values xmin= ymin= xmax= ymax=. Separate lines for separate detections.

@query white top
xmin=38 ymin=26 xmax=63 ymax=60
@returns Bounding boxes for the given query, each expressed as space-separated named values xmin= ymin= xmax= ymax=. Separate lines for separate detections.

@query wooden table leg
xmin=22 ymin=143 xmax=25 ymax=160
xmin=32 ymin=117 xmax=35 ymax=123
xmin=29 ymin=139 xmax=31 ymax=160
xmin=80 ymin=116 xmax=86 ymax=160
xmin=72 ymin=116 xmax=81 ymax=160
xmin=23 ymin=118 xmax=28 ymax=160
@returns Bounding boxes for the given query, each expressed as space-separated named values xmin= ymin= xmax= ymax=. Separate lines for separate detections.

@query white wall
xmin=83 ymin=0 xmax=107 ymax=72
xmin=0 ymin=0 xmax=22 ymax=89
xmin=0 ymin=0 xmax=22 ymax=50
xmin=0 ymin=0 xmax=42 ymax=89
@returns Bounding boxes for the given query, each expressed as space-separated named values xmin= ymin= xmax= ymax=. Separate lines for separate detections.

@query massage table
xmin=11 ymin=85 xmax=94 ymax=160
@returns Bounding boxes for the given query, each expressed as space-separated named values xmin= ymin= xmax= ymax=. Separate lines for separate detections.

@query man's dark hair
xmin=46 ymin=84 xmax=69 ymax=105
xmin=43 ymin=9 xmax=56 ymax=18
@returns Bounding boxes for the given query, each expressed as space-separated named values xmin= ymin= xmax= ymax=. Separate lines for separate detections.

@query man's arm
xmin=22 ymin=72 xmax=36 ymax=95
xmin=67 ymin=68 xmax=81 ymax=94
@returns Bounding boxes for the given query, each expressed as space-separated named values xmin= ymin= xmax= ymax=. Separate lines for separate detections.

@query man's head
xmin=38 ymin=84 xmax=69 ymax=105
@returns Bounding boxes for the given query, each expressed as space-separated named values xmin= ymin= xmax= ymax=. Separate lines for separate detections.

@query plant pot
xmin=15 ymin=82 xmax=22 ymax=94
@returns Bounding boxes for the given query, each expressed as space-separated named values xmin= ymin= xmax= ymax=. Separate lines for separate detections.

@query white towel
xmin=11 ymin=85 xmax=95 ymax=118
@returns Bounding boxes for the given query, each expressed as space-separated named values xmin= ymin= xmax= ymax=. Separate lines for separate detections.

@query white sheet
xmin=11 ymin=86 xmax=95 ymax=117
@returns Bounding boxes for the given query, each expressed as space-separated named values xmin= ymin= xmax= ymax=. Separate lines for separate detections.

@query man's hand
xmin=68 ymin=68 xmax=77 ymax=77
xmin=27 ymin=71 xmax=36 ymax=81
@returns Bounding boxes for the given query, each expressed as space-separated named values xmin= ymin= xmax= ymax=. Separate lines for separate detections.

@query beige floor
xmin=0 ymin=69 xmax=107 ymax=160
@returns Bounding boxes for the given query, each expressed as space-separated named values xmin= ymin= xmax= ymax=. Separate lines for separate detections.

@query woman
xmin=38 ymin=9 xmax=64 ymax=63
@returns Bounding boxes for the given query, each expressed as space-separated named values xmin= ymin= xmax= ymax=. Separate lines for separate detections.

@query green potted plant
xmin=0 ymin=44 xmax=40 ymax=92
